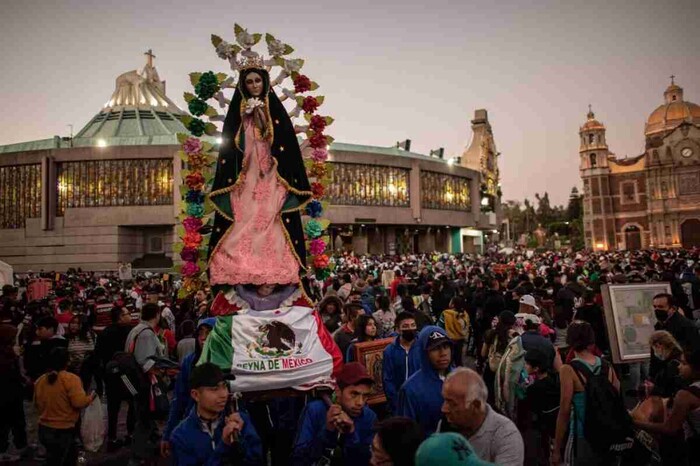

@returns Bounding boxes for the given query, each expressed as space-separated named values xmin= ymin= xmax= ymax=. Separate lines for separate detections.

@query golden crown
xmin=236 ymin=54 xmax=265 ymax=71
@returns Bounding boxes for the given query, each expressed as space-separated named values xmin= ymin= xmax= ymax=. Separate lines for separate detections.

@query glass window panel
xmin=54 ymin=159 xmax=173 ymax=215
xmin=327 ymin=163 xmax=410 ymax=207
xmin=420 ymin=171 xmax=472 ymax=211
xmin=0 ymin=164 xmax=42 ymax=229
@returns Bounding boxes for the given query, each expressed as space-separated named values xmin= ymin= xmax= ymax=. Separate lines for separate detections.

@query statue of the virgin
xmin=207 ymin=56 xmax=312 ymax=293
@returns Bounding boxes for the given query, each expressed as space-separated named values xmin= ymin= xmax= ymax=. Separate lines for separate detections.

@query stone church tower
xmin=579 ymin=107 xmax=616 ymax=249
xmin=461 ymin=109 xmax=500 ymax=209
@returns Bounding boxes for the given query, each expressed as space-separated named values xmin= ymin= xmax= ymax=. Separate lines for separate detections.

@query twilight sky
xmin=1 ymin=0 xmax=698 ymax=206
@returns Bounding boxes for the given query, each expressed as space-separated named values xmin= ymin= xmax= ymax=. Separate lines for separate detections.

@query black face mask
xmin=401 ymin=330 xmax=416 ymax=342
xmin=654 ymin=308 xmax=669 ymax=322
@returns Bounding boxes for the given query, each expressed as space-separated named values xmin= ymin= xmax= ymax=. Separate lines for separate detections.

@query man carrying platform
xmin=290 ymin=362 xmax=376 ymax=466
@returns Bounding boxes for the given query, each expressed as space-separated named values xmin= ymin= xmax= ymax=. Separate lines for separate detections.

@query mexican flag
xmin=200 ymin=304 xmax=342 ymax=392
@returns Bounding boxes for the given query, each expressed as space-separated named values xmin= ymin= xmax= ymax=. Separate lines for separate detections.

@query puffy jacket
xmin=170 ymin=406 xmax=263 ymax=466
xmin=291 ymin=399 xmax=376 ymax=466
xmin=164 ymin=318 xmax=217 ymax=442
xmin=163 ymin=351 xmax=196 ymax=442
xmin=382 ymin=335 xmax=421 ymax=414
xmin=397 ymin=325 xmax=453 ymax=434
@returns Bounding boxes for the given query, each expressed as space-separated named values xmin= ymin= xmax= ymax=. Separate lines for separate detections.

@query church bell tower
xmin=579 ymin=105 xmax=610 ymax=171
xmin=579 ymin=106 xmax=614 ymax=250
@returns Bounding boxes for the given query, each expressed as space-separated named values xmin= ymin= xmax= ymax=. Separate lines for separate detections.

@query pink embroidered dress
xmin=209 ymin=115 xmax=299 ymax=285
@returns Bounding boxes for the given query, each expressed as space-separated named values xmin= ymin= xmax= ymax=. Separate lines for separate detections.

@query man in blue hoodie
xmin=382 ymin=311 xmax=421 ymax=414
xmin=170 ymin=363 xmax=263 ymax=465
xmin=398 ymin=325 xmax=453 ymax=434
xmin=291 ymin=362 xmax=377 ymax=466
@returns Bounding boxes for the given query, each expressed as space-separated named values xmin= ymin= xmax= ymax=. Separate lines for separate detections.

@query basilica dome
xmin=645 ymin=81 xmax=700 ymax=137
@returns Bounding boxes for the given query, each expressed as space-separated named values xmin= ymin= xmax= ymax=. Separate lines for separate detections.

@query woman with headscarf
xmin=481 ymin=310 xmax=517 ymax=405
xmin=318 ymin=294 xmax=343 ymax=334
xmin=207 ymin=58 xmax=312 ymax=297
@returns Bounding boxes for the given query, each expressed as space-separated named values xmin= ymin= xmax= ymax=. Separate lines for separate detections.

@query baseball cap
xmin=415 ymin=433 xmax=494 ymax=466
xmin=336 ymin=362 xmax=374 ymax=389
xmin=519 ymin=294 xmax=539 ymax=310
xmin=190 ymin=362 xmax=229 ymax=389
xmin=426 ymin=329 xmax=451 ymax=351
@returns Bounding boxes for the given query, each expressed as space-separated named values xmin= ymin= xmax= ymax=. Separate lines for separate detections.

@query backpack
xmin=569 ymin=359 xmax=634 ymax=454
xmin=494 ymin=335 xmax=528 ymax=421
xmin=104 ymin=326 xmax=153 ymax=398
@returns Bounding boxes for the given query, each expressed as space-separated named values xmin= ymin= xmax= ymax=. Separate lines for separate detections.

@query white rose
xmin=245 ymin=98 xmax=264 ymax=114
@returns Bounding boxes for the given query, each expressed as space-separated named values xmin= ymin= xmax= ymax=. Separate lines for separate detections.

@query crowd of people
xmin=0 ymin=246 xmax=699 ymax=465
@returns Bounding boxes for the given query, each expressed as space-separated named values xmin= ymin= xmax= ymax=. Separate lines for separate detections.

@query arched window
xmin=588 ymin=134 xmax=595 ymax=144
xmin=589 ymin=153 xmax=597 ymax=168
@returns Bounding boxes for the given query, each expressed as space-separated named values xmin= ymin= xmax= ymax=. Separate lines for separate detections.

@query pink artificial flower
xmin=183 ymin=217 xmax=203 ymax=233
xmin=183 ymin=137 xmax=203 ymax=156
xmin=309 ymin=238 xmax=326 ymax=256
xmin=311 ymin=148 xmax=328 ymax=163
xmin=181 ymin=261 xmax=201 ymax=277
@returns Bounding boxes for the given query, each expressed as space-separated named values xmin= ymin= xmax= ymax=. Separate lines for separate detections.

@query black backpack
xmin=104 ymin=327 xmax=152 ymax=398
xmin=570 ymin=359 xmax=634 ymax=454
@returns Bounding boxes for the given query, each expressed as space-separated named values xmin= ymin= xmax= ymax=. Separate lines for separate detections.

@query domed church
xmin=579 ymin=78 xmax=700 ymax=250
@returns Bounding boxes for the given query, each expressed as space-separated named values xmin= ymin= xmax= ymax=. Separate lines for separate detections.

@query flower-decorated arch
xmin=174 ymin=25 xmax=334 ymax=298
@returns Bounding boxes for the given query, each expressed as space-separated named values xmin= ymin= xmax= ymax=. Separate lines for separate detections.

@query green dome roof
xmin=75 ymin=51 xmax=188 ymax=140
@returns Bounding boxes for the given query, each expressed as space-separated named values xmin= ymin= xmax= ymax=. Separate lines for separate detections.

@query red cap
xmin=336 ymin=362 xmax=374 ymax=389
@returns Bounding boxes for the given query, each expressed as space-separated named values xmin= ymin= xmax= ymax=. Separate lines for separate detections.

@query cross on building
xmin=144 ymin=49 xmax=156 ymax=67
xmin=670 ymin=74 xmax=675 ymax=85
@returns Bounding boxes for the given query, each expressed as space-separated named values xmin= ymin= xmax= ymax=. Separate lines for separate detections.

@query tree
xmin=566 ymin=187 xmax=582 ymax=222
xmin=535 ymin=192 xmax=555 ymax=227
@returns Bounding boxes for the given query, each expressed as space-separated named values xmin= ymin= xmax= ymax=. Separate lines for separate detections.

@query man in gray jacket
xmin=124 ymin=302 xmax=166 ymax=465
xmin=125 ymin=302 xmax=166 ymax=372
xmin=440 ymin=368 xmax=524 ymax=466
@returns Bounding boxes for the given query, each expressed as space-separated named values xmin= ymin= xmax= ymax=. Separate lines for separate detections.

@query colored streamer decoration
xmin=173 ymin=24 xmax=336 ymax=295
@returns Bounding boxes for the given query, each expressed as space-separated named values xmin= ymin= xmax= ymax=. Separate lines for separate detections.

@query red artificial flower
xmin=183 ymin=232 xmax=203 ymax=249
xmin=311 ymin=182 xmax=325 ymax=199
xmin=302 ymin=96 xmax=320 ymax=114
xmin=309 ymin=115 xmax=327 ymax=133
xmin=313 ymin=254 xmax=330 ymax=269
xmin=309 ymin=132 xmax=327 ymax=149
xmin=294 ymin=74 xmax=311 ymax=93
xmin=185 ymin=172 xmax=205 ymax=191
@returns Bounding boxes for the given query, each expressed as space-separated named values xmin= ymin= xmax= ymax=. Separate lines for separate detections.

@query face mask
xmin=654 ymin=309 xmax=668 ymax=322
xmin=401 ymin=330 xmax=416 ymax=342
xmin=653 ymin=349 xmax=666 ymax=361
